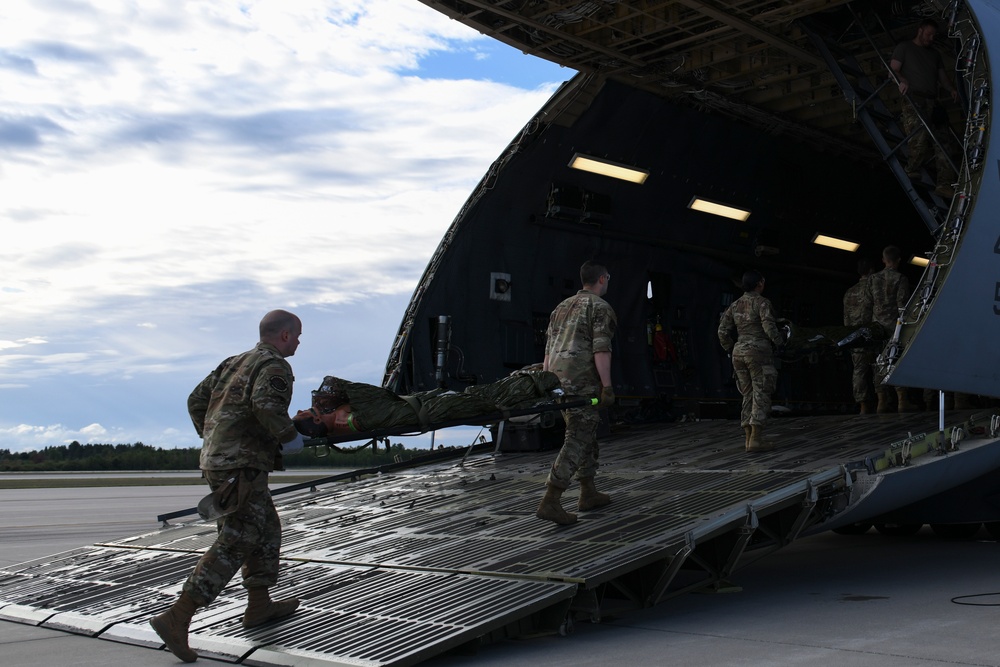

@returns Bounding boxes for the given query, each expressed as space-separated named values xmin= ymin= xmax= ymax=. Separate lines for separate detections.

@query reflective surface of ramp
xmin=1 ymin=413 xmax=995 ymax=666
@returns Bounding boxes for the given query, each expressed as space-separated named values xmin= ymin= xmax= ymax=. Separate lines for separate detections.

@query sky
xmin=0 ymin=0 xmax=569 ymax=454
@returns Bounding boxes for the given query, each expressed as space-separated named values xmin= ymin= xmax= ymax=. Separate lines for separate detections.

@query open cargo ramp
xmin=2 ymin=411 xmax=999 ymax=666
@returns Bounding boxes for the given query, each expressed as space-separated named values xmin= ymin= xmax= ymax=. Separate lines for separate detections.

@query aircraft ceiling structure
xmin=419 ymin=0 xmax=924 ymax=156
xmin=397 ymin=0 xmax=998 ymax=400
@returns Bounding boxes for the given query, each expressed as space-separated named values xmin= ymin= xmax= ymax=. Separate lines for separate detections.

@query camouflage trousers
xmin=546 ymin=406 xmax=601 ymax=489
xmin=851 ymin=349 xmax=875 ymax=404
xmin=183 ymin=469 xmax=281 ymax=606
xmin=901 ymin=99 xmax=958 ymax=186
xmin=733 ymin=352 xmax=777 ymax=427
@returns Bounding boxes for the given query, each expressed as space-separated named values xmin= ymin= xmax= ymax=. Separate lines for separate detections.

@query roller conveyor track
xmin=1 ymin=411 xmax=997 ymax=666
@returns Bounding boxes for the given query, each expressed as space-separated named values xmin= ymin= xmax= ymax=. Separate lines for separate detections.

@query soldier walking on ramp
xmin=537 ymin=260 xmax=617 ymax=525
xmin=718 ymin=271 xmax=785 ymax=452
xmin=150 ymin=310 xmax=307 ymax=662
xmin=868 ymin=246 xmax=916 ymax=413
xmin=844 ymin=258 xmax=876 ymax=414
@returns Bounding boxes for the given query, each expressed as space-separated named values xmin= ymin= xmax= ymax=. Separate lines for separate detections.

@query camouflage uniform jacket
xmin=189 ymin=342 xmax=297 ymax=472
xmin=868 ymin=267 xmax=911 ymax=329
xmin=545 ymin=289 xmax=617 ymax=394
xmin=718 ymin=291 xmax=783 ymax=353
xmin=843 ymin=276 xmax=873 ymax=327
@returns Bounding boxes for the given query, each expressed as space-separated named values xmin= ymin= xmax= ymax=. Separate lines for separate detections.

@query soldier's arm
xmin=187 ymin=373 xmax=214 ymax=439
xmin=759 ymin=300 xmax=784 ymax=347
xmin=717 ymin=306 xmax=735 ymax=351
xmin=251 ymin=362 xmax=298 ymax=445
xmin=898 ymin=276 xmax=912 ymax=309
xmin=594 ymin=351 xmax=612 ymax=387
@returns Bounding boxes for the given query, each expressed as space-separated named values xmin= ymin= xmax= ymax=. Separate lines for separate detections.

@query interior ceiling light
xmin=687 ymin=197 xmax=751 ymax=221
xmin=910 ymin=256 xmax=930 ymax=267
xmin=811 ymin=233 xmax=859 ymax=252
xmin=568 ymin=153 xmax=649 ymax=184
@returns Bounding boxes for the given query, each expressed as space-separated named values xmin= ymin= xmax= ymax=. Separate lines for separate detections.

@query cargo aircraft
xmin=383 ymin=0 xmax=1000 ymax=534
xmin=5 ymin=3 xmax=1000 ymax=665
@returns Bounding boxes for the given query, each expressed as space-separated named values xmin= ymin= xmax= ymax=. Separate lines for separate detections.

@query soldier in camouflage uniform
xmin=867 ymin=246 xmax=916 ymax=413
xmin=890 ymin=19 xmax=960 ymax=198
xmin=843 ymin=258 xmax=875 ymax=413
xmin=537 ymin=260 xmax=617 ymax=525
xmin=718 ymin=271 xmax=785 ymax=452
xmin=150 ymin=310 xmax=306 ymax=663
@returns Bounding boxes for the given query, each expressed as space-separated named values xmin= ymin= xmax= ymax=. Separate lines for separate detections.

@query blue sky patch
xmin=405 ymin=39 xmax=570 ymax=89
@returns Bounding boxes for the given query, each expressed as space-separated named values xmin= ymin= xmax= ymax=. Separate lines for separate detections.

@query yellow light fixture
xmin=568 ymin=153 xmax=649 ymax=184
xmin=811 ymin=233 xmax=859 ymax=252
xmin=687 ymin=197 xmax=751 ymax=221
xmin=910 ymin=256 xmax=930 ymax=267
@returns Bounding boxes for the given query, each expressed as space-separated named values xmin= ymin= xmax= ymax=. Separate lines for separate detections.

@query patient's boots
xmin=578 ymin=477 xmax=611 ymax=511
xmin=897 ymin=388 xmax=918 ymax=413
xmin=149 ymin=592 xmax=200 ymax=663
xmin=536 ymin=484 xmax=578 ymax=525
xmin=747 ymin=424 xmax=774 ymax=452
xmin=243 ymin=587 xmax=300 ymax=629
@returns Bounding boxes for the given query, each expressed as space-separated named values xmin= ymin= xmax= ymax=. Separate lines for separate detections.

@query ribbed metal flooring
xmin=0 ymin=412 xmax=985 ymax=666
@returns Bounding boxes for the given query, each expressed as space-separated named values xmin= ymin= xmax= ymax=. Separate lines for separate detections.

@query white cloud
xmin=0 ymin=0 xmax=568 ymax=453
xmin=0 ymin=337 xmax=46 ymax=350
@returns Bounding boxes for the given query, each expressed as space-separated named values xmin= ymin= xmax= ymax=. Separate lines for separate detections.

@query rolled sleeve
xmin=591 ymin=304 xmax=616 ymax=354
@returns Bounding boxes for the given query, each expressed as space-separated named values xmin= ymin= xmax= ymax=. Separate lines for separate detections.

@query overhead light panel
xmin=910 ymin=256 xmax=930 ymax=267
xmin=812 ymin=234 xmax=859 ymax=252
xmin=688 ymin=197 xmax=751 ymax=221
xmin=568 ymin=153 xmax=649 ymax=184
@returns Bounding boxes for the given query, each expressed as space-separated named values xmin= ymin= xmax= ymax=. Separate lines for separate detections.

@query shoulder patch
xmin=269 ymin=376 xmax=289 ymax=393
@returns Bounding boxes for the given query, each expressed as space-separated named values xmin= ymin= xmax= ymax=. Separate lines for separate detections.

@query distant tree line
xmin=0 ymin=440 xmax=433 ymax=472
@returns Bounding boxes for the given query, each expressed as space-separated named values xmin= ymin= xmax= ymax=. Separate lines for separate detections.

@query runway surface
xmin=2 ymin=484 xmax=1000 ymax=666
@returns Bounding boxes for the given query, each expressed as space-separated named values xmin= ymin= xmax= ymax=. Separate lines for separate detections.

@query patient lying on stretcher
xmin=292 ymin=369 xmax=563 ymax=438
xmin=779 ymin=319 xmax=886 ymax=356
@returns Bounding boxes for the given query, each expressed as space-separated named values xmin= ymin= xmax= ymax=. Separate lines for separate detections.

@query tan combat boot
xmin=578 ymin=477 xmax=611 ymax=511
xmin=243 ymin=587 xmax=300 ymax=629
xmin=743 ymin=425 xmax=752 ymax=450
xmin=536 ymin=484 xmax=578 ymax=525
xmin=858 ymin=402 xmax=870 ymax=415
xmin=149 ymin=592 xmax=200 ymax=663
xmin=896 ymin=388 xmax=918 ymax=413
xmin=875 ymin=388 xmax=891 ymax=414
xmin=747 ymin=424 xmax=774 ymax=452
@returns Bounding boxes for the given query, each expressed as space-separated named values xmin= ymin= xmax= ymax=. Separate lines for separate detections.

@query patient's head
xmin=293 ymin=409 xmax=330 ymax=438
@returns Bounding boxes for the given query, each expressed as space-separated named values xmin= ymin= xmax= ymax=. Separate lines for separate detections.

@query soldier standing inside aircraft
xmin=150 ymin=310 xmax=306 ymax=663
xmin=718 ymin=271 xmax=785 ymax=452
xmin=868 ymin=246 xmax=916 ymax=413
xmin=537 ymin=260 xmax=617 ymax=526
xmin=844 ymin=258 xmax=876 ymax=414
xmin=890 ymin=18 xmax=960 ymax=198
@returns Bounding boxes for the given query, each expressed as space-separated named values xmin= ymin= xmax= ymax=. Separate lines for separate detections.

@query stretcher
xmin=302 ymin=396 xmax=597 ymax=456
xmin=293 ymin=369 xmax=596 ymax=455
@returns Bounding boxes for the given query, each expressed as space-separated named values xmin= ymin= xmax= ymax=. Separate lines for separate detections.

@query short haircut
xmin=857 ymin=257 xmax=875 ymax=275
xmin=883 ymin=245 xmax=902 ymax=263
xmin=919 ymin=18 xmax=939 ymax=32
xmin=580 ymin=260 xmax=607 ymax=286
xmin=741 ymin=270 xmax=763 ymax=292
xmin=260 ymin=309 xmax=299 ymax=339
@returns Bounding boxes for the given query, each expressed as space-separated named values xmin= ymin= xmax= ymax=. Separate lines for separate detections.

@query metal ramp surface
xmin=0 ymin=412 xmax=994 ymax=666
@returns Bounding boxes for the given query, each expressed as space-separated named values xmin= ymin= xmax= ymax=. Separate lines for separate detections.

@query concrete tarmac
xmin=2 ymin=486 xmax=1000 ymax=666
